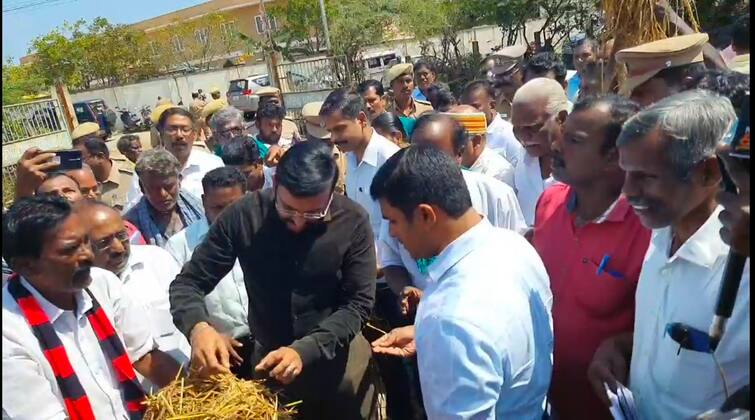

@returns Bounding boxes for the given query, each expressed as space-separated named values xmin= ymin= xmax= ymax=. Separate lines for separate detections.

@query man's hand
xmin=255 ymin=347 xmax=303 ymax=385
xmin=265 ymin=145 xmax=285 ymax=167
xmin=16 ymin=147 xmax=59 ymax=198
xmin=717 ymin=144 xmax=750 ymax=256
xmin=587 ymin=334 xmax=632 ymax=407
xmin=400 ymin=286 xmax=422 ymax=317
xmin=189 ymin=322 xmax=237 ymax=377
xmin=371 ymin=326 xmax=416 ymax=358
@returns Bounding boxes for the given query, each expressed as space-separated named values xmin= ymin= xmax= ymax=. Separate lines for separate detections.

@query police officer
xmin=201 ymin=99 xmax=229 ymax=151
xmin=73 ymin=135 xmax=134 ymax=211
xmin=301 ymin=101 xmax=347 ymax=195
xmin=481 ymin=45 xmax=527 ymax=120
xmin=384 ymin=63 xmax=433 ymax=119
xmin=71 ymin=122 xmax=106 ymax=145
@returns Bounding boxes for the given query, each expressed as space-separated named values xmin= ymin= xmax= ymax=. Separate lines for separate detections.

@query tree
xmin=268 ymin=0 xmax=327 ymax=57
xmin=2 ymin=59 xmax=47 ymax=105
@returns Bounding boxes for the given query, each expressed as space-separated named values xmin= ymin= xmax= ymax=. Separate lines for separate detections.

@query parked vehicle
xmin=73 ymin=99 xmax=113 ymax=138
xmin=140 ymin=105 xmax=153 ymax=128
xmin=227 ymin=76 xmax=266 ymax=112
xmin=116 ymin=107 xmax=144 ymax=133
xmin=363 ymin=50 xmax=405 ymax=80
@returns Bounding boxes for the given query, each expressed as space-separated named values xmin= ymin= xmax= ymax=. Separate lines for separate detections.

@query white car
xmin=227 ymin=74 xmax=269 ymax=112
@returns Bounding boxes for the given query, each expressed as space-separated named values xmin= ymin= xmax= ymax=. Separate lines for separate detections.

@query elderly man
xmin=511 ymin=78 xmax=570 ymax=226
xmin=77 ymin=201 xmax=191 ymax=369
xmin=170 ymin=141 xmax=378 ymax=418
xmin=116 ymin=134 xmax=143 ymax=164
xmin=126 ymin=107 xmax=224 ymax=210
xmin=356 ymin=79 xmax=388 ymax=121
xmin=615 ymin=33 xmax=708 ymax=107
xmin=461 ymin=80 xmax=524 ymax=168
xmin=445 ymin=105 xmax=516 ymax=188
xmin=2 ymin=196 xmax=181 ymax=419
xmin=384 ymin=63 xmax=433 ymax=120
xmin=481 ymin=45 xmax=527 ymax=120
xmin=587 ymin=90 xmax=749 ymax=418
xmin=124 ymin=149 xmax=204 ymax=247
xmin=208 ymin=106 xmax=245 ymax=156
xmin=200 ymin=99 xmax=228 ymax=149
xmin=370 ymin=145 xmax=553 ymax=419
xmin=166 ymin=167 xmax=252 ymax=378
xmin=74 ymin=136 xmax=134 ymax=210
xmin=533 ymin=95 xmax=651 ymax=420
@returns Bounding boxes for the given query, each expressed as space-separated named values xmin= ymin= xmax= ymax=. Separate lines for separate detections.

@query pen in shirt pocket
xmin=595 ymin=254 xmax=625 ymax=280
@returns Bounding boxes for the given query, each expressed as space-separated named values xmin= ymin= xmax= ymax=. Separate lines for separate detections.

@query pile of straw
xmin=143 ymin=374 xmax=297 ymax=420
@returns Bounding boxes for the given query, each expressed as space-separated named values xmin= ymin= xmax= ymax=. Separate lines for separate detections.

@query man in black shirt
xmin=169 ymin=140 xmax=378 ymax=419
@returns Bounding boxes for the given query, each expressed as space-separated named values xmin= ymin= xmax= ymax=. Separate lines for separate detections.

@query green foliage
xmin=2 ymin=59 xmax=47 ymax=105
xmin=268 ymin=0 xmax=327 ymax=57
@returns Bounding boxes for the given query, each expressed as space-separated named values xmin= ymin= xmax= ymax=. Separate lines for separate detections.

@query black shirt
xmin=169 ymin=188 xmax=376 ymax=367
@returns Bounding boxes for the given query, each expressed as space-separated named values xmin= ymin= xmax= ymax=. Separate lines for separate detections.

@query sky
xmin=2 ymin=0 xmax=207 ymax=64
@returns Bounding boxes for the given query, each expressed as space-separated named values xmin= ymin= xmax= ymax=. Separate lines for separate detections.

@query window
xmin=148 ymin=41 xmax=159 ymax=57
xmin=220 ymin=21 xmax=237 ymax=41
xmin=171 ymin=35 xmax=184 ymax=52
xmin=254 ymin=14 xmax=278 ymax=34
xmin=195 ymin=28 xmax=209 ymax=45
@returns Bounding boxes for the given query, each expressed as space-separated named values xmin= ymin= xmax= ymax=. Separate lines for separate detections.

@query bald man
xmin=510 ymin=78 xmax=569 ymax=226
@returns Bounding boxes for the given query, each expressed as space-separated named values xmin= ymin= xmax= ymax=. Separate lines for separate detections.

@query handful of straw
xmin=143 ymin=373 xmax=298 ymax=420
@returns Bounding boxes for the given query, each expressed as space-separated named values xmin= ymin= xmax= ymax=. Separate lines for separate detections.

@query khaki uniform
xmin=386 ymin=97 xmax=433 ymax=119
xmin=189 ymin=98 xmax=206 ymax=119
xmin=100 ymin=157 xmax=134 ymax=211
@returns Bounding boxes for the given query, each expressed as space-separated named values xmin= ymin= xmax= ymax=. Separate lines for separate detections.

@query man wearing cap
xmin=74 ymin=136 xmax=135 ymax=211
xmin=210 ymin=87 xmax=222 ymax=100
xmin=189 ymin=92 xmax=206 ymax=121
xmin=302 ymin=101 xmax=347 ymax=195
xmin=71 ymin=122 xmax=106 ymax=146
xmin=384 ymin=63 xmax=433 ymax=120
xmin=150 ymin=102 xmax=175 ymax=148
xmin=253 ymin=86 xmax=301 ymax=147
xmin=200 ymin=99 xmax=229 ymax=151
xmin=481 ymin=45 xmax=528 ymax=120
xmin=615 ymin=33 xmax=708 ymax=107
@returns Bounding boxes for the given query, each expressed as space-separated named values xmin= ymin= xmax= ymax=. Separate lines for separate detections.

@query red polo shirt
xmin=533 ymin=184 xmax=651 ymax=420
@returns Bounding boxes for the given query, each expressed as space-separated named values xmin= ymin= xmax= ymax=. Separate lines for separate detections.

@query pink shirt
xmin=532 ymin=184 xmax=651 ymax=420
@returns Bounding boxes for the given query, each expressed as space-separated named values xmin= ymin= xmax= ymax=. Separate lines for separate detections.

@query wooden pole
xmin=54 ymin=82 xmax=76 ymax=134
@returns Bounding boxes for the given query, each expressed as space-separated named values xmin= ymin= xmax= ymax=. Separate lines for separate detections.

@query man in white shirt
xmin=461 ymin=80 xmax=525 ymax=168
xmin=587 ymin=90 xmax=749 ymax=419
xmin=2 ymin=196 xmax=181 ymax=420
xmin=125 ymin=107 xmax=224 ymax=211
xmin=444 ymin=105 xmax=516 ymax=188
xmin=370 ymin=145 xmax=553 ymax=419
xmin=511 ymin=78 xmax=569 ymax=225
xmin=379 ymin=112 xmax=527 ymax=314
xmin=165 ymin=167 xmax=253 ymax=378
xmin=76 ymin=201 xmax=191 ymax=369
xmin=319 ymin=88 xmax=412 ymax=419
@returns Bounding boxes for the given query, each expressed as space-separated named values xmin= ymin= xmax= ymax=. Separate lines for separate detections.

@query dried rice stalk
xmin=144 ymin=372 xmax=298 ymax=420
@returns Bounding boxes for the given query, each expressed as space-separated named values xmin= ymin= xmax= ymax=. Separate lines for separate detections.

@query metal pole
xmin=319 ymin=0 xmax=332 ymax=52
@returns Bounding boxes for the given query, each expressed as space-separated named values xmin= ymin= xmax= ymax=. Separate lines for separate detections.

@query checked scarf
xmin=7 ymin=274 xmax=146 ymax=420
xmin=124 ymin=190 xmax=204 ymax=248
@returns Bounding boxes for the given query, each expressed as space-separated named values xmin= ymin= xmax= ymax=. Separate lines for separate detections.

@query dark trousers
xmin=363 ymin=283 xmax=426 ymax=420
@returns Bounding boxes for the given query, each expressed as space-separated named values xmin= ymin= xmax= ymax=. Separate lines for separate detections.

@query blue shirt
xmin=415 ymin=218 xmax=554 ymax=419
xmin=566 ymin=73 xmax=581 ymax=103
xmin=412 ymin=87 xmax=428 ymax=101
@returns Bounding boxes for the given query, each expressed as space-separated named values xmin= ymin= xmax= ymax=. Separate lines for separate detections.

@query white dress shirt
xmin=2 ymin=268 xmax=157 ymax=420
xmin=469 ymin=146 xmax=516 ymax=188
xmin=120 ymin=245 xmax=191 ymax=368
xmin=165 ymin=218 xmax=250 ymax=339
xmin=514 ymin=153 xmax=558 ymax=226
xmin=629 ymin=207 xmax=750 ymax=419
xmin=124 ymin=149 xmax=224 ymax=211
xmin=379 ymin=169 xmax=527 ymax=290
xmin=487 ymin=113 xmax=525 ymax=168
xmin=345 ymin=129 xmax=401 ymax=237
xmin=415 ymin=218 xmax=553 ymax=419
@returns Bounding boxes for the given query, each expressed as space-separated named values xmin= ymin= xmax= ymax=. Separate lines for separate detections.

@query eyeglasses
xmin=275 ymin=193 xmax=334 ymax=220
xmin=91 ymin=230 xmax=129 ymax=252
xmin=220 ymin=126 xmax=244 ymax=138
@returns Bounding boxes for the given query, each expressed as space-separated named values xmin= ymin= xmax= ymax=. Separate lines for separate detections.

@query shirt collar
xmin=489 ymin=113 xmax=503 ymax=129
xmin=19 ymin=276 xmax=92 ymax=322
xmin=105 ymin=160 xmax=120 ymax=185
xmin=184 ymin=150 xmax=203 ymax=172
xmin=120 ymin=252 xmax=146 ymax=283
xmin=566 ymin=188 xmax=630 ymax=223
xmin=653 ymin=206 xmax=728 ymax=269
xmin=426 ymin=218 xmax=491 ymax=284
xmin=186 ymin=217 xmax=210 ymax=249
xmin=360 ymin=129 xmax=383 ymax=167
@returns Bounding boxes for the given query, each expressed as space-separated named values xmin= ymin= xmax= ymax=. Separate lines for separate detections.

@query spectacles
xmin=220 ymin=126 xmax=244 ymax=138
xmin=275 ymin=193 xmax=334 ymax=220
xmin=91 ymin=230 xmax=129 ymax=252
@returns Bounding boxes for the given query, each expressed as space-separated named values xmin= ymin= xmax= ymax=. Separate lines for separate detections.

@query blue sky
xmin=3 ymin=0 xmax=207 ymax=64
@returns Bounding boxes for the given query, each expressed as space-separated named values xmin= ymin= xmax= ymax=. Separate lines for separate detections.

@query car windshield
xmin=229 ymin=79 xmax=248 ymax=92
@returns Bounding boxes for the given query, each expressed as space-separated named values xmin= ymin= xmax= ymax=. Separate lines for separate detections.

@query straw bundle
xmin=143 ymin=373 xmax=298 ymax=420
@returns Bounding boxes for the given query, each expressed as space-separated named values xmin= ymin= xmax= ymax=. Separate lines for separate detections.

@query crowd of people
xmin=1 ymin=11 xmax=750 ymax=420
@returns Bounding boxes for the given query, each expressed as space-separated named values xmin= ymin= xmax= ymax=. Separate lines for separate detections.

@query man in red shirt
xmin=532 ymin=95 xmax=651 ymax=419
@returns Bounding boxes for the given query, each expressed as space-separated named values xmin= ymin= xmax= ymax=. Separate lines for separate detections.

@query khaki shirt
xmin=189 ymin=99 xmax=206 ymax=119
xmin=333 ymin=146 xmax=347 ymax=195
xmin=387 ymin=97 xmax=433 ymax=119
xmin=101 ymin=157 xmax=134 ymax=211
xmin=496 ymin=99 xmax=512 ymax=121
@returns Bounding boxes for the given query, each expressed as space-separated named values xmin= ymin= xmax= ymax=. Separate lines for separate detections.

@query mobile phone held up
xmin=49 ymin=149 xmax=83 ymax=171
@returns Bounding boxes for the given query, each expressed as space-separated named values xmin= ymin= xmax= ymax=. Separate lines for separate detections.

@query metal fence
xmin=277 ymin=56 xmax=364 ymax=93
xmin=2 ymin=99 xmax=66 ymax=145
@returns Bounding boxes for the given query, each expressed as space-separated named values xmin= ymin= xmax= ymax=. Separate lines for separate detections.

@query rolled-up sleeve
xmin=169 ymin=206 xmax=239 ymax=339
xmin=290 ymin=215 xmax=376 ymax=366
xmin=378 ymin=220 xmax=403 ymax=268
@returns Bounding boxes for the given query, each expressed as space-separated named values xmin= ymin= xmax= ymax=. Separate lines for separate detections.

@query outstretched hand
xmin=371 ymin=326 xmax=417 ymax=358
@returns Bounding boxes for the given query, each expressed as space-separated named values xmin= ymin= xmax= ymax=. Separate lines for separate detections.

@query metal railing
xmin=2 ymin=99 xmax=66 ymax=145
xmin=277 ymin=56 xmax=365 ymax=93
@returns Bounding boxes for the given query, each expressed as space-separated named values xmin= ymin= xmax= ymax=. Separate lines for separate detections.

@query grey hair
xmin=617 ymin=89 xmax=736 ymax=179
xmin=135 ymin=148 xmax=181 ymax=179
xmin=210 ymin=106 xmax=244 ymax=133
xmin=512 ymin=77 xmax=569 ymax=116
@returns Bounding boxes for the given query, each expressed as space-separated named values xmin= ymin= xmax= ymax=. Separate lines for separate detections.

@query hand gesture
xmin=371 ymin=326 xmax=416 ymax=358
xmin=587 ymin=336 xmax=631 ymax=407
xmin=16 ymin=147 xmax=59 ymax=199
xmin=255 ymin=347 xmax=303 ymax=385
xmin=717 ymin=144 xmax=750 ymax=256
xmin=189 ymin=322 xmax=241 ymax=377
xmin=265 ymin=145 xmax=285 ymax=167
xmin=400 ymin=286 xmax=423 ymax=317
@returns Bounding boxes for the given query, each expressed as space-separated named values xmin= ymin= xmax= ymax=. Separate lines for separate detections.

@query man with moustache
xmin=2 ymin=196 xmax=181 ymax=419
xmin=356 ymin=79 xmax=388 ymax=121
xmin=587 ymin=90 xmax=750 ymax=418
xmin=532 ymin=95 xmax=651 ymax=419
xmin=384 ymin=63 xmax=433 ymax=120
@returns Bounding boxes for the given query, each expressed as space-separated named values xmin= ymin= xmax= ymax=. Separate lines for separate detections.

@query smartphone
xmin=49 ymin=149 xmax=83 ymax=171
xmin=727 ymin=91 xmax=749 ymax=160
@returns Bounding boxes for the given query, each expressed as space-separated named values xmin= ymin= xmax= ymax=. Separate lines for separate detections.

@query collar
xmin=359 ymin=129 xmax=383 ymax=167
xmin=120 ymin=252 xmax=146 ymax=283
xmin=393 ymin=96 xmax=416 ymax=116
xmin=489 ymin=113 xmax=504 ymax=129
xmin=469 ymin=146 xmax=494 ymax=171
xmin=186 ymin=217 xmax=210 ymax=249
xmin=19 ymin=276 xmax=92 ymax=322
xmin=426 ymin=218 xmax=491 ymax=284
xmin=566 ymin=188 xmax=630 ymax=224
xmin=105 ymin=160 xmax=121 ymax=185
xmin=653 ymin=206 xmax=728 ymax=269
xmin=183 ymin=150 xmax=204 ymax=172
